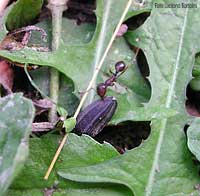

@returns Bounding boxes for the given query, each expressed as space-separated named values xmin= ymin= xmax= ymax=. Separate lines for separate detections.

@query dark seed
xmin=115 ymin=61 xmax=126 ymax=73
xmin=75 ymin=96 xmax=117 ymax=137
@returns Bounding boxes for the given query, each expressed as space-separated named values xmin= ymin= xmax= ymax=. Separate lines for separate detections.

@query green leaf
xmin=187 ymin=118 xmax=200 ymax=162
xmin=63 ymin=117 xmax=76 ymax=133
xmin=0 ymin=0 xmax=134 ymax=94
xmin=9 ymin=134 xmax=131 ymax=196
xmin=0 ymin=93 xmax=34 ymax=195
xmin=192 ymin=53 xmax=200 ymax=77
xmin=189 ymin=76 xmax=200 ymax=91
xmin=3 ymin=1 xmax=199 ymax=195
xmin=0 ymin=0 xmax=149 ymax=98
xmin=57 ymin=106 xmax=68 ymax=119
xmin=6 ymin=0 xmax=43 ymax=30
xmin=190 ymin=53 xmax=200 ymax=91
xmin=30 ymin=67 xmax=79 ymax=116
xmin=0 ymin=0 xmax=153 ymax=124
xmin=111 ymin=104 xmax=177 ymax=124
xmin=58 ymin=1 xmax=200 ymax=195
xmin=8 ymin=187 xmax=132 ymax=196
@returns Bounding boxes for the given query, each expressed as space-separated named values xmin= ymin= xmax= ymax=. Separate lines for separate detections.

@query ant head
xmin=97 ymin=83 xmax=107 ymax=98
xmin=115 ymin=61 xmax=126 ymax=73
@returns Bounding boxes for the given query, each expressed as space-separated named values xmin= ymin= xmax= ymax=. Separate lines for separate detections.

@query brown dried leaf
xmin=0 ymin=60 xmax=13 ymax=93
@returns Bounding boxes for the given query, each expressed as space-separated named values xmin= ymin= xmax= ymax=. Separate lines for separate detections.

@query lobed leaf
xmin=0 ymin=0 xmax=152 ymax=124
xmin=58 ymin=0 xmax=200 ymax=195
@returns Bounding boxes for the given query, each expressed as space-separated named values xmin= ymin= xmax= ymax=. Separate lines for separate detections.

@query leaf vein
xmin=145 ymin=6 xmax=189 ymax=196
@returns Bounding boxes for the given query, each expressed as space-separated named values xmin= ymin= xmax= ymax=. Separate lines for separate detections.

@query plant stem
xmin=49 ymin=69 xmax=59 ymax=123
xmin=48 ymin=2 xmax=67 ymax=123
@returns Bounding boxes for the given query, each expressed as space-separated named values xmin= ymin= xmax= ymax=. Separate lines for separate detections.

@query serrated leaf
xmin=0 ymin=1 xmax=153 ymax=124
xmin=58 ymin=1 xmax=200 ymax=195
xmin=0 ymin=0 xmax=149 ymax=101
xmin=0 ymin=93 xmax=34 ymax=195
xmin=0 ymin=0 xmax=134 ymax=95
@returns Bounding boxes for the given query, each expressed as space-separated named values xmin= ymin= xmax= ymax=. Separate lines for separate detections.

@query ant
xmin=75 ymin=61 xmax=127 ymax=137
xmin=97 ymin=61 xmax=127 ymax=98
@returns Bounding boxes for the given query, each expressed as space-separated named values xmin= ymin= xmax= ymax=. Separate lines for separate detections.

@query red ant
xmin=97 ymin=61 xmax=127 ymax=98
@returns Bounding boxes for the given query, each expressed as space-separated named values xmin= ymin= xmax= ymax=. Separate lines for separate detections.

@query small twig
xmin=32 ymin=122 xmax=55 ymax=132
xmin=44 ymin=134 xmax=68 ymax=179
xmin=33 ymin=99 xmax=53 ymax=109
xmin=44 ymin=0 xmax=133 ymax=180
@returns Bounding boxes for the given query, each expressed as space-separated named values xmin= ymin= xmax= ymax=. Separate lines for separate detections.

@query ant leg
xmin=109 ymin=69 xmax=115 ymax=75
xmin=133 ymin=47 xmax=140 ymax=64
xmin=78 ymin=87 xmax=96 ymax=97
xmin=135 ymin=48 xmax=140 ymax=58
